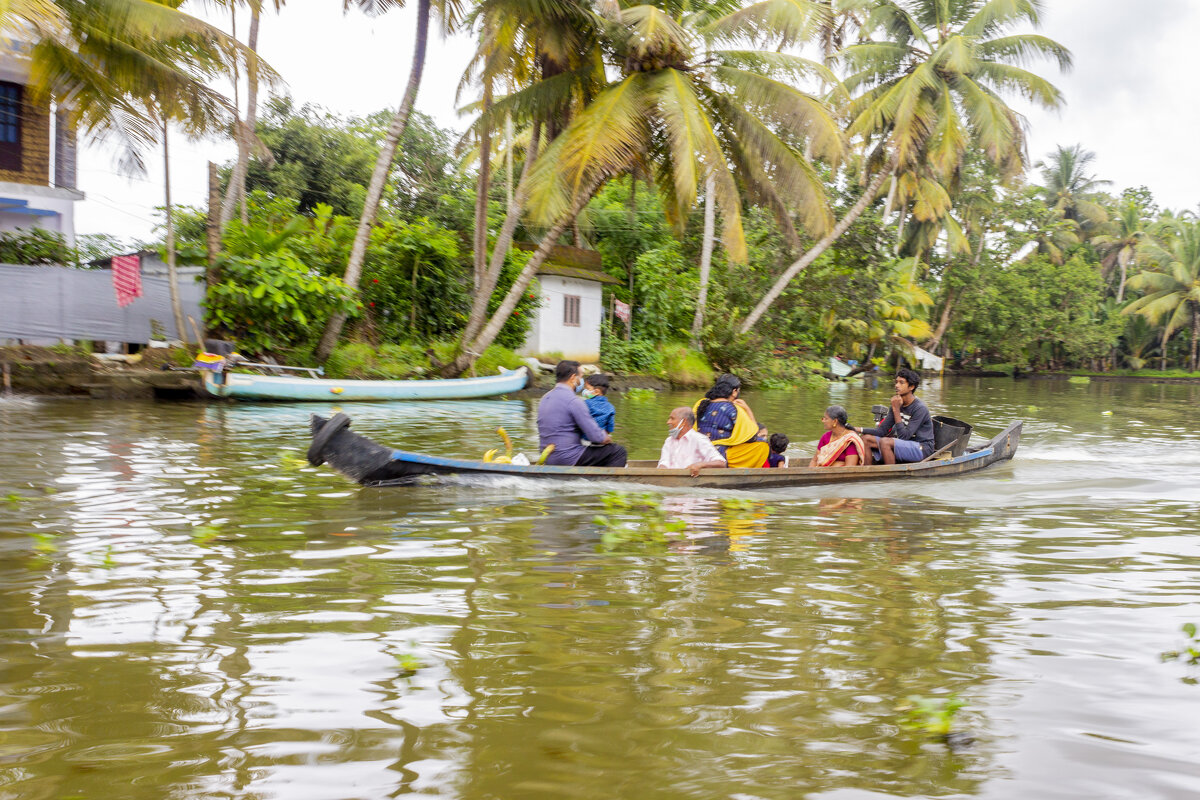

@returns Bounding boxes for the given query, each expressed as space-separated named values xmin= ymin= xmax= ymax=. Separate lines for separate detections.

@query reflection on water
xmin=2 ymin=379 xmax=1200 ymax=799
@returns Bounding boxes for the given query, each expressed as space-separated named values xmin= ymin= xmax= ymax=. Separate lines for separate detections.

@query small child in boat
xmin=583 ymin=374 xmax=615 ymax=434
xmin=766 ymin=433 xmax=789 ymax=468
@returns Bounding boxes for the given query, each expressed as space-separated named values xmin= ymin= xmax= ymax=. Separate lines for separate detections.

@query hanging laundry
xmin=112 ymin=253 xmax=142 ymax=307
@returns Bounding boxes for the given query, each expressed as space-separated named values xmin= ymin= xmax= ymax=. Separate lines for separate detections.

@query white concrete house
xmin=517 ymin=244 xmax=620 ymax=363
xmin=0 ymin=39 xmax=84 ymax=245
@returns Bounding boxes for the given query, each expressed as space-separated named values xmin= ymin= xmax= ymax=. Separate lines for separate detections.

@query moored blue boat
xmin=201 ymin=366 xmax=529 ymax=401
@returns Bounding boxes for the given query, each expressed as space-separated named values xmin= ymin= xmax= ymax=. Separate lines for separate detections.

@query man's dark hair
xmin=896 ymin=366 xmax=921 ymax=390
xmin=555 ymin=360 xmax=581 ymax=383
xmin=769 ymin=433 xmax=789 ymax=454
xmin=585 ymin=373 xmax=610 ymax=390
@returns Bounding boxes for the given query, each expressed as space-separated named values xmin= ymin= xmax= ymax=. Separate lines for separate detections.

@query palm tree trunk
xmin=460 ymin=120 xmax=541 ymax=345
xmin=690 ymin=174 xmax=715 ymax=345
xmin=162 ymin=122 xmax=188 ymax=347
xmin=1192 ymin=304 xmax=1199 ymax=372
xmin=739 ymin=154 xmax=896 ymax=335
xmin=220 ymin=4 xmax=260 ymax=228
xmin=927 ymin=231 xmax=984 ymax=349
xmin=472 ymin=80 xmax=493 ymax=292
xmin=445 ymin=175 xmax=604 ymax=377
xmin=926 ymin=287 xmax=958 ymax=351
xmin=1116 ymin=248 xmax=1130 ymax=303
xmin=315 ymin=0 xmax=430 ymax=361
xmin=505 ymin=111 xmax=514 ymax=209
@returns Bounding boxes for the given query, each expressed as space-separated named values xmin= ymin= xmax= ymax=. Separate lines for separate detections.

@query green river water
xmin=2 ymin=377 xmax=1199 ymax=799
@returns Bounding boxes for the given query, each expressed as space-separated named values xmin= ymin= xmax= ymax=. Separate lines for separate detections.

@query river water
xmin=2 ymin=378 xmax=1199 ymax=800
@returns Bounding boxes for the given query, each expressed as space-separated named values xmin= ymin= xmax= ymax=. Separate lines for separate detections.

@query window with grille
xmin=0 ymin=82 xmax=22 ymax=171
xmin=563 ymin=294 xmax=580 ymax=326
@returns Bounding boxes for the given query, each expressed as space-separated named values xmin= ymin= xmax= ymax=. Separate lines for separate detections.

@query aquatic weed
xmin=192 ymin=525 xmax=222 ymax=546
xmin=1161 ymin=622 xmax=1200 ymax=667
xmin=897 ymin=694 xmax=967 ymax=742
xmin=31 ymin=531 xmax=57 ymax=554
xmin=394 ymin=642 xmax=424 ymax=677
xmin=594 ymin=491 xmax=686 ymax=547
xmin=623 ymin=387 xmax=658 ymax=401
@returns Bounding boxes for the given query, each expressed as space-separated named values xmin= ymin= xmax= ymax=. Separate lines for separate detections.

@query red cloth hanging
xmin=112 ymin=253 xmax=142 ymax=307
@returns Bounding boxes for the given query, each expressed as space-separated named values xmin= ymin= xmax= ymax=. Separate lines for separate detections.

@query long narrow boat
xmin=201 ymin=366 xmax=529 ymax=402
xmin=307 ymin=412 xmax=1022 ymax=489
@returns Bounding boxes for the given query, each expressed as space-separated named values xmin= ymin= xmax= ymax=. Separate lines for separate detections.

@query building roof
xmin=514 ymin=242 xmax=622 ymax=285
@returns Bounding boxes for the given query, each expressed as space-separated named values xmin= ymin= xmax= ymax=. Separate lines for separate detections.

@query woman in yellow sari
xmin=809 ymin=405 xmax=867 ymax=467
xmin=693 ymin=375 xmax=770 ymax=468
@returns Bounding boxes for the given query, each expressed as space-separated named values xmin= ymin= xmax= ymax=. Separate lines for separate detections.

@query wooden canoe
xmin=308 ymin=413 xmax=1022 ymax=489
xmin=201 ymin=366 xmax=529 ymax=402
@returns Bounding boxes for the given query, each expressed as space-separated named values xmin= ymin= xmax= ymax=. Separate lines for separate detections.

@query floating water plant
xmin=594 ymin=491 xmax=686 ymax=546
xmin=31 ymin=532 xmax=57 ymax=554
xmin=624 ymin=387 xmax=657 ymax=401
xmin=1161 ymin=623 xmax=1200 ymax=666
xmin=191 ymin=525 xmax=222 ymax=546
xmin=898 ymin=694 xmax=967 ymax=742
xmin=394 ymin=642 xmax=423 ymax=677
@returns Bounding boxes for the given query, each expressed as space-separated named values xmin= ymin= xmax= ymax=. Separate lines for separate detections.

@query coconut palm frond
xmin=972 ymin=60 xmax=1062 ymax=108
xmin=700 ymin=0 xmax=827 ymax=47
xmin=652 ymin=68 xmax=746 ymax=261
xmin=712 ymin=66 xmax=842 ymax=160
xmin=976 ymin=33 xmax=1072 ymax=71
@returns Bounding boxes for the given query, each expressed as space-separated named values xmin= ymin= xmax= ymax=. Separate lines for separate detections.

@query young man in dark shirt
xmin=853 ymin=366 xmax=935 ymax=464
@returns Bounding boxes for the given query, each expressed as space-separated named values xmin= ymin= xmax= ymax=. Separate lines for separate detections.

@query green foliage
xmin=486 ymin=250 xmax=540 ymax=350
xmin=629 ymin=242 xmax=695 ymax=342
xmin=756 ymin=357 xmax=827 ymax=390
xmin=473 ymin=345 xmax=526 ymax=376
xmin=75 ymin=233 xmax=131 ymax=266
xmin=0 ymin=228 xmax=76 ymax=265
xmin=624 ymin=387 xmax=658 ymax=401
xmin=601 ymin=330 xmax=664 ymax=374
xmin=954 ymin=253 xmax=1116 ymax=368
xmin=897 ymin=694 xmax=966 ymax=739
xmin=205 ymin=195 xmax=359 ymax=355
xmin=325 ymin=342 xmax=430 ymax=379
xmin=361 ymin=218 xmax=467 ymax=341
xmin=661 ymin=344 xmax=715 ymax=387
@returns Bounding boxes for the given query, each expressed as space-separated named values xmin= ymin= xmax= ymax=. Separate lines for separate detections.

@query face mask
xmin=668 ymin=422 xmax=686 ymax=439
xmin=581 ymin=389 xmax=596 ymax=399
xmin=574 ymin=379 xmax=585 ymax=394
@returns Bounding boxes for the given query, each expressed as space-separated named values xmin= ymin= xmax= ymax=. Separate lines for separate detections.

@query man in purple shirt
xmin=538 ymin=361 xmax=628 ymax=467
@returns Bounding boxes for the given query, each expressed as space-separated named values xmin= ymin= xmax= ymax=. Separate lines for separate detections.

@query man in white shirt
xmin=658 ymin=407 xmax=728 ymax=476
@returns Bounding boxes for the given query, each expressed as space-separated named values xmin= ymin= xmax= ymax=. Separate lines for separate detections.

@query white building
xmin=518 ymin=244 xmax=620 ymax=363
xmin=0 ymin=40 xmax=84 ymax=245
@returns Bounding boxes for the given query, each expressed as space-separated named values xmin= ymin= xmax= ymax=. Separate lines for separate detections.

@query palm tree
xmin=442 ymin=0 xmax=845 ymax=376
xmin=15 ymin=0 xmax=248 ymax=176
xmin=1123 ymin=218 xmax=1200 ymax=371
xmin=739 ymin=0 xmax=1071 ymax=334
xmin=315 ymin=0 xmax=465 ymax=362
xmin=1035 ymin=143 xmax=1109 ymax=237
xmin=453 ymin=0 xmax=605 ymax=348
xmin=1093 ymin=199 xmax=1149 ymax=302
xmin=218 ymin=1 xmax=285 ymax=230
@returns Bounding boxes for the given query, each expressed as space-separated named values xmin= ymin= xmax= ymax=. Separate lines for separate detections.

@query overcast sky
xmin=74 ymin=0 xmax=1200 ymax=243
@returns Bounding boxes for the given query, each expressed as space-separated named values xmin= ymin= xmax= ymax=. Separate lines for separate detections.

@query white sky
xmin=74 ymin=0 xmax=1200 ymax=243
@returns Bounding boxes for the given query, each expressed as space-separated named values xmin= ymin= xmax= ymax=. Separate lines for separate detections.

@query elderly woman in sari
xmin=809 ymin=405 xmax=867 ymax=467
xmin=693 ymin=374 xmax=769 ymax=468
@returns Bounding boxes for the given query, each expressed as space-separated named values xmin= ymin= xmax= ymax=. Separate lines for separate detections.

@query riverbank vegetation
xmin=4 ymin=1 xmax=1199 ymax=383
